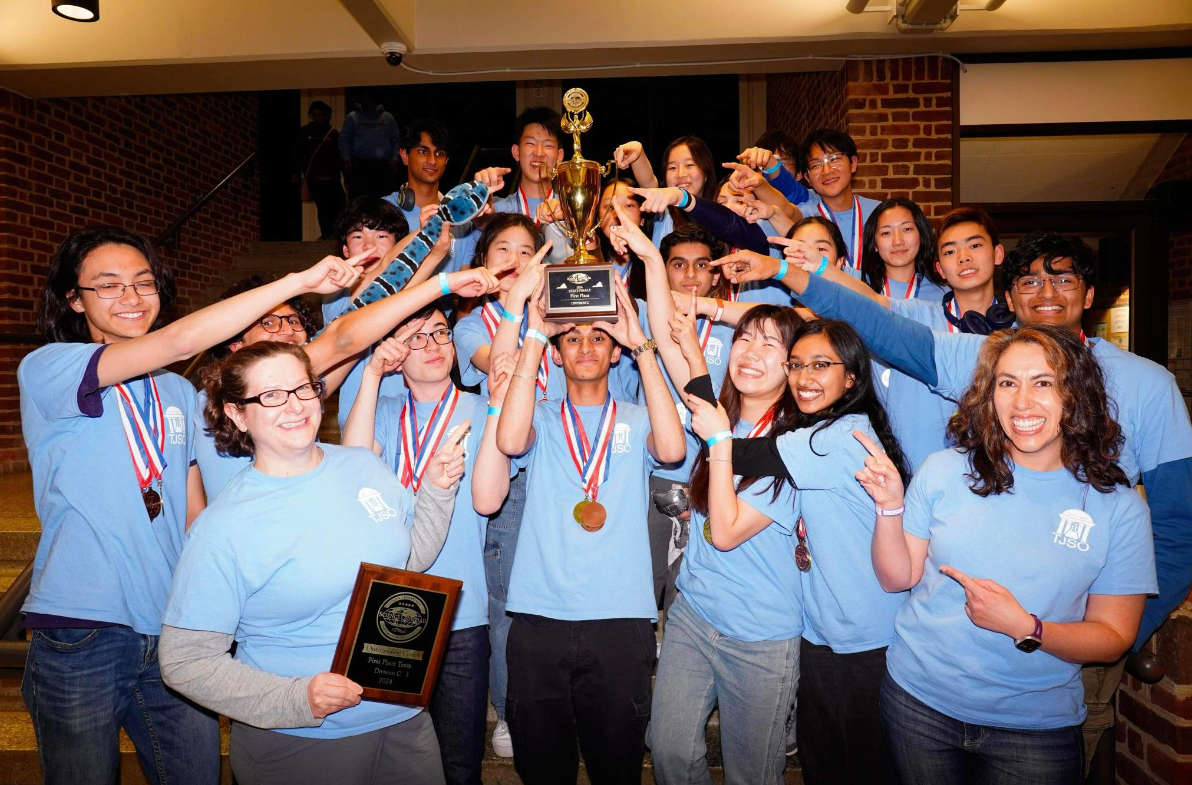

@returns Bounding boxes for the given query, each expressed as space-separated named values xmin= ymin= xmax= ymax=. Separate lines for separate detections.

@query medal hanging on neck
xmin=517 ymin=185 xmax=551 ymax=227
xmin=114 ymin=376 xmax=167 ymax=521
xmin=882 ymin=274 xmax=921 ymax=301
xmin=396 ymin=385 xmax=460 ymax=492
xmin=481 ymin=299 xmax=550 ymax=400
xmin=562 ymin=394 xmax=617 ymax=532
xmin=703 ymin=407 xmax=776 ymax=544
xmin=817 ymin=196 xmax=863 ymax=272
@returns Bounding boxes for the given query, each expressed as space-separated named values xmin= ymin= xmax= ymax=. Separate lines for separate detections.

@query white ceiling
xmin=960 ymin=133 xmax=1186 ymax=203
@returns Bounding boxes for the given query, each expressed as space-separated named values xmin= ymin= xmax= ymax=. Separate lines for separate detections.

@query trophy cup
xmin=538 ymin=88 xmax=619 ymax=323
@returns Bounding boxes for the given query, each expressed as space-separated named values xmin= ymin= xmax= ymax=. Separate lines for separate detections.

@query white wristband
xmin=876 ymin=504 xmax=905 ymax=517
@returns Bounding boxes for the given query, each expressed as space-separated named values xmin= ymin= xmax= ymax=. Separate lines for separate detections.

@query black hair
xmin=659 ymin=223 xmax=725 ymax=264
xmin=859 ymin=198 xmax=943 ymax=293
xmin=797 ymin=129 xmax=858 ymax=177
xmin=783 ymin=319 xmax=911 ymax=488
xmin=597 ymin=176 xmax=651 ymax=301
xmin=1002 ymin=232 xmax=1098 ymax=289
xmin=788 ymin=215 xmax=849 ymax=263
xmin=37 ymin=226 xmax=176 ymax=344
xmin=754 ymin=129 xmax=798 ymax=158
xmin=401 ymin=118 xmax=449 ymax=153
xmin=334 ymin=197 xmax=409 ymax=247
xmin=514 ymin=107 xmax=562 ymax=145
xmin=469 ymin=213 xmax=544 ymax=268
xmin=209 ymin=275 xmax=321 ymax=359
xmin=307 ymin=100 xmax=332 ymax=117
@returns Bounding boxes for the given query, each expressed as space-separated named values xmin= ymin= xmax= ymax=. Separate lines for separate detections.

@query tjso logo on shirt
xmin=1052 ymin=509 xmax=1096 ymax=552
xmin=612 ymin=423 xmax=633 ymax=454
xmin=358 ymin=487 xmax=399 ymax=523
xmin=705 ymin=338 xmax=724 ymax=366
xmin=165 ymin=406 xmax=186 ymax=445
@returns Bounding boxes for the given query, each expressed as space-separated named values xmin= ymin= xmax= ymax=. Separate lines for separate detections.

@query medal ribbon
xmin=882 ymin=274 xmax=921 ymax=301
xmin=517 ymin=185 xmax=552 ymax=226
xmin=1079 ymin=330 xmax=1090 ymax=348
xmin=817 ymin=196 xmax=863 ymax=271
xmin=561 ymin=394 xmax=617 ymax=502
xmin=696 ymin=303 xmax=725 ymax=354
xmin=480 ymin=298 xmax=549 ymax=397
xmin=397 ymin=385 xmax=460 ymax=492
xmin=746 ymin=406 xmax=776 ymax=438
xmin=114 ymin=376 xmax=167 ymax=491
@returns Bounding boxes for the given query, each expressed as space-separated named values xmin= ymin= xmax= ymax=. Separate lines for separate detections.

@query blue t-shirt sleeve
xmin=322 ymin=290 xmax=351 ymax=325
xmin=1089 ymin=490 xmax=1158 ymax=597
xmin=767 ymin=165 xmax=809 ymax=205
xmin=19 ymin=342 xmax=109 ymax=420
xmin=183 ymin=380 xmax=199 ymax=465
xmin=738 ymin=481 xmax=797 ymax=533
xmin=163 ymin=533 xmax=245 ymax=634
xmin=775 ymin=419 xmax=864 ymax=491
xmin=901 ymin=456 xmax=939 ymax=540
xmin=373 ymin=395 xmax=401 ymax=458
xmin=453 ymin=312 xmax=491 ymax=388
xmin=930 ymin=331 xmax=984 ymax=401
xmin=1137 ymin=457 xmax=1192 ymax=647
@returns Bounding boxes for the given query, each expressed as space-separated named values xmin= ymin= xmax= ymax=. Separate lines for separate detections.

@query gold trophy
xmin=538 ymin=88 xmax=619 ymax=323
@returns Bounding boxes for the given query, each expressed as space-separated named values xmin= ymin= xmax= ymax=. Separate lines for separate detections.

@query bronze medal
xmin=794 ymin=543 xmax=811 ymax=572
xmin=703 ymin=520 xmax=713 ymax=544
xmin=573 ymin=500 xmax=589 ymax=525
xmin=579 ymin=501 xmax=606 ymax=532
xmin=143 ymin=488 xmax=162 ymax=521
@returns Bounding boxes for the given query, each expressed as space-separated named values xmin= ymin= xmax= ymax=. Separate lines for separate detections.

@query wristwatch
xmin=632 ymin=338 xmax=658 ymax=360
xmin=1015 ymin=614 xmax=1043 ymax=653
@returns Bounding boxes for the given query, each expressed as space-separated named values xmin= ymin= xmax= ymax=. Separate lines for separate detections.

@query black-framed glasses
xmin=75 ymin=280 xmax=159 ymax=299
xmin=256 ymin=314 xmax=307 ymax=333
xmin=783 ymin=360 xmax=846 ymax=376
xmin=236 ymin=381 xmax=325 ymax=408
xmin=405 ymin=328 xmax=453 ymax=350
xmin=806 ymin=153 xmax=848 ymax=174
xmin=1011 ymin=274 xmax=1082 ymax=294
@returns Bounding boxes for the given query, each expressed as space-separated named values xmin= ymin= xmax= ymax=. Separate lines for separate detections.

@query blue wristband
xmin=763 ymin=160 xmax=781 ymax=177
xmin=773 ymin=257 xmax=789 ymax=280
xmin=524 ymin=328 xmax=549 ymax=345
xmin=500 ymin=304 xmax=523 ymax=324
xmin=813 ymin=255 xmax=829 ymax=276
xmin=705 ymin=430 xmax=733 ymax=447
xmin=438 ymin=272 xmax=451 ymax=296
xmin=677 ymin=189 xmax=691 ymax=210
xmin=487 ymin=405 xmax=502 ymax=417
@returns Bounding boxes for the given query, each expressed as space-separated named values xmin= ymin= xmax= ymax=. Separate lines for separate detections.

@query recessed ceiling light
xmin=52 ymin=0 xmax=99 ymax=22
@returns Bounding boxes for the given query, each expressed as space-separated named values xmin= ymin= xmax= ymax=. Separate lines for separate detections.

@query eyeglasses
xmin=806 ymin=153 xmax=848 ymax=174
xmin=75 ymin=280 xmax=159 ymax=299
xmin=1012 ymin=274 xmax=1082 ymax=294
xmin=256 ymin=314 xmax=306 ymax=333
xmin=236 ymin=381 xmax=325 ymax=408
xmin=783 ymin=360 xmax=846 ymax=376
xmin=405 ymin=328 xmax=453 ymax=350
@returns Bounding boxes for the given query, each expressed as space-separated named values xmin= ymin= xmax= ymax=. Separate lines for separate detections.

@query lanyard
xmin=817 ymin=196 xmax=863 ymax=271
xmin=517 ymin=185 xmax=552 ymax=226
xmin=397 ymin=385 xmax=460 ymax=492
xmin=113 ymin=376 xmax=167 ymax=491
xmin=882 ymin=274 xmax=921 ymax=301
xmin=696 ymin=303 xmax=725 ymax=354
xmin=561 ymin=394 xmax=617 ymax=502
xmin=481 ymin=299 xmax=549 ymax=398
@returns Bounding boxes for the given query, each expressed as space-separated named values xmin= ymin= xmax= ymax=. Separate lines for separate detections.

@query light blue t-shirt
xmin=18 ymin=343 xmax=198 ymax=634
xmin=678 ymin=419 xmax=803 ymax=642
xmin=506 ymin=399 xmax=659 ymax=621
xmin=322 ymin=292 xmax=408 ymax=428
xmin=375 ymin=390 xmax=496 ymax=632
xmin=775 ymin=413 xmax=908 ymax=652
xmin=193 ymin=388 xmax=251 ymax=501
xmin=493 ymin=192 xmax=542 ymax=219
xmin=888 ymin=448 xmax=1157 ymax=730
xmin=650 ymin=210 xmax=675 ymax=246
xmin=164 ymin=444 xmax=418 ymax=739
xmin=930 ymin=335 xmax=1192 ymax=484
xmin=793 ymin=193 xmax=880 ymax=266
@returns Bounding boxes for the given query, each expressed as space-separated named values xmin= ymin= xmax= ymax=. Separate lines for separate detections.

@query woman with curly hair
xmin=853 ymin=324 xmax=1156 ymax=784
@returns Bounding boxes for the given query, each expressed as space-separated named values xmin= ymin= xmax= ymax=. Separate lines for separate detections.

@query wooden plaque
xmin=330 ymin=563 xmax=462 ymax=707
xmin=544 ymin=262 xmax=619 ymax=323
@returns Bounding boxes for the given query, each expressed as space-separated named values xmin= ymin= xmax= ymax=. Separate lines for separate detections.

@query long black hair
xmin=783 ymin=319 xmax=911 ymax=487
xmin=37 ymin=226 xmax=176 ymax=344
xmin=859 ymin=198 xmax=942 ymax=294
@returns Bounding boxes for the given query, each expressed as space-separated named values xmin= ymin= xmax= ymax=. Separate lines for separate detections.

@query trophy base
xmin=544 ymin=263 xmax=619 ymax=323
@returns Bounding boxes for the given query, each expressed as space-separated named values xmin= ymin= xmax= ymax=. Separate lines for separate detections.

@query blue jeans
xmin=428 ymin=624 xmax=490 ymax=785
xmin=880 ymin=672 xmax=1083 ymax=785
xmin=484 ymin=467 xmax=526 ymax=721
xmin=648 ymin=593 xmax=799 ymax=785
xmin=21 ymin=625 xmax=220 ymax=785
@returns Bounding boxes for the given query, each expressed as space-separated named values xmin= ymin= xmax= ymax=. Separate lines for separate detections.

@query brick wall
xmin=1151 ymin=133 xmax=1192 ymax=304
xmin=0 ymin=89 xmax=260 ymax=472
xmin=845 ymin=56 xmax=955 ymax=219
xmin=765 ymin=69 xmax=847 ymax=150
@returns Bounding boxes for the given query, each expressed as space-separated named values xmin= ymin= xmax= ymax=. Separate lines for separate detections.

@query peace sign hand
xmin=939 ymin=566 xmax=1037 ymax=641
xmin=852 ymin=430 xmax=905 ymax=510
xmin=429 ymin=420 xmax=471 ymax=490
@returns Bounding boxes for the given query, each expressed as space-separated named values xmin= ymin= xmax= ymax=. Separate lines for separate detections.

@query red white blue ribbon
xmin=945 ymin=294 xmax=962 ymax=333
xmin=561 ymin=394 xmax=617 ymax=502
xmin=397 ymin=384 xmax=460 ymax=492
xmin=882 ymin=274 xmax=922 ymax=301
xmin=747 ymin=406 xmax=776 ymax=438
xmin=517 ymin=185 xmax=552 ymax=226
xmin=114 ymin=376 xmax=167 ymax=491
xmin=696 ymin=303 xmax=725 ymax=354
xmin=480 ymin=298 xmax=549 ymax=398
xmin=818 ymin=196 xmax=863 ymax=271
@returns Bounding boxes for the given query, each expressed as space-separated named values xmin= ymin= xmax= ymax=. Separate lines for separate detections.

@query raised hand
xmin=307 ymin=672 xmax=363 ymax=719
xmin=593 ymin=274 xmax=645 ymax=349
xmin=853 ymin=430 xmax=905 ymax=510
xmin=297 ymin=248 xmax=373 ymax=294
xmin=939 ymin=566 xmax=1037 ymax=641
xmin=629 ymin=186 xmax=683 ymax=215
xmin=446 ymin=267 xmax=501 ymax=299
xmin=535 ymin=198 xmax=564 ymax=226
xmin=487 ymin=352 xmax=516 ymax=407
xmin=614 ymin=141 xmax=643 ymax=170
xmin=670 ymin=290 xmax=704 ymax=363
xmin=742 ymin=197 xmax=776 ymax=224
xmin=506 ymin=241 xmax=553 ymax=305
xmin=710 ymin=249 xmax=780 ymax=285
xmin=736 ymin=147 xmax=777 ymax=172
xmin=722 ymin=161 xmax=766 ymax=194
xmin=768 ymin=236 xmax=825 ymax=272
xmin=608 ymin=198 xmax=661 ymax=260
xmin=418 ymin=204 xmax=437 ymax=230
xmin=429 ymin=420 xmax=471 ymax=490
xmin=474 ymin=167 xmax=512 ymax=194
xmin=366 ymin=332 xmax=416 ymax=377
xmin=682 ymin=393 xmax=731 ymax=441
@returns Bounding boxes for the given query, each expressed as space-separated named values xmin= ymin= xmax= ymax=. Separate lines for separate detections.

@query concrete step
xmin=0 ymin=474 xmax=37 ymax=566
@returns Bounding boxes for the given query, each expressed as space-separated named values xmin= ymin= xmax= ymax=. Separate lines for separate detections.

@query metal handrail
xmin=154 ymin=152 xmax=258 ymax=250
xmin=0 ymin=561 xmax=32 ymax=667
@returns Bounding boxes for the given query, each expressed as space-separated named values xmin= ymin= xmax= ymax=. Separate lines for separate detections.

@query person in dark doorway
xmin=293 ymin=100 xmax=345 ymax=240
xmin=339 ymin=90 xmax=401 ymax=200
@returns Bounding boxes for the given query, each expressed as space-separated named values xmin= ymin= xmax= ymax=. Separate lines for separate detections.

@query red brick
xmin=879 ymin=97 xmax=923 ymax=110
xmin=1129 ymin=726 xmax=1145 ymax=758
xmin=911 ymin=81 xmax=952 ymax=94
xmin=879 ymin=123 xmax=922 ymax=136
xmin=1146 ymin=742 xmax=1192 ymax=785
xmin=881 ymin=177 xmax=921 ymax=190
xmin=847 ymin=82 xmax=890 ymax=96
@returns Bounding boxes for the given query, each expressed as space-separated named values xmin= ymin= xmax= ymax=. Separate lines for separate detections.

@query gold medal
xmin=703 ymin=520 xmax=713 ymax=544
xmin=573 ymin=499 xmax=589 ymax=525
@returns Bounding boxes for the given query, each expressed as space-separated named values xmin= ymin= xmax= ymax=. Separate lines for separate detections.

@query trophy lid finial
xmin=563 ymin=88 xmax=589 ymax=114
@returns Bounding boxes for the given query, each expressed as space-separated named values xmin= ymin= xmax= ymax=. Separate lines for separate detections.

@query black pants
xmin=428 ymin=624 xmax=489 ymax=785
xmin=506 ymin=613 xmax=655 ymax=785
xmin=797 ymin=639 xmax=896 ymax=785
xmin=306 ymin=176 xmax=345 ymax=240
xmin=347 ymin=159 xmax=394 ymax=200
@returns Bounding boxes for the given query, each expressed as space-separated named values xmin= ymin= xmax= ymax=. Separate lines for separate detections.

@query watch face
xmin=1016 ymin=637 xmax=1042 ymax=653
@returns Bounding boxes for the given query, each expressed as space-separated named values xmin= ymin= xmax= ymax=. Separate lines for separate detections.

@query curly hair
xmin=946 ymin=325 xmax=1128 ymax=496
xmin=201 ymin=342 xmax=320 ymax=458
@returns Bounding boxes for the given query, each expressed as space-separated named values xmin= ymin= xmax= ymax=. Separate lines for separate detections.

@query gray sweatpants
xmin=229 ymin=711 xmax=445 ymax=785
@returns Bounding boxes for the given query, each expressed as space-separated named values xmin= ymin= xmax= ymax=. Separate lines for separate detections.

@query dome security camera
xmin=381 ymin=42 xmax=407 ymax=67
